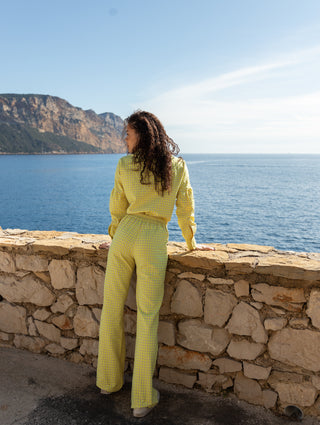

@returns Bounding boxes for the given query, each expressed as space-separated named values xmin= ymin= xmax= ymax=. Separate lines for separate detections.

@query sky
xmin=1 ymin=0 xmax=320 ymax=153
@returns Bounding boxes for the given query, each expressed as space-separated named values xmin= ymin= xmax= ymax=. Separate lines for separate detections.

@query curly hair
xmin=124 ymin=110 xmax=180 ymax=195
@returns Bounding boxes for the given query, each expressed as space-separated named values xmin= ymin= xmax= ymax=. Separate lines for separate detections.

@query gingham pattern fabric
xmin=108 ymin=155 xmax=197 ymax=250
xmin=96 ymin=214 xmax=168 ymax=408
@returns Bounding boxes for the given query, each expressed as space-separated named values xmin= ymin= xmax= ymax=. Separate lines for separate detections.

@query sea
xmin=0 ymin=153 xmax=319 ymax=253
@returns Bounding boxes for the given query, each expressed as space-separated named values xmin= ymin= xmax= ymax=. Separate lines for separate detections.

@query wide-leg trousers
xmin=96 ymin=214 xmax=168 ymax=409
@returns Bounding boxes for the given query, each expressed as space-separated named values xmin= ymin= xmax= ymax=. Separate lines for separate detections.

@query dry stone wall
xmin=1 ymin=229 xmax=320 ymax=417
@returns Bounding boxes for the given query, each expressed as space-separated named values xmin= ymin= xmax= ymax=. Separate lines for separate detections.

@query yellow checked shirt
xmin=108 ymin=154 xmax=197 ymax=250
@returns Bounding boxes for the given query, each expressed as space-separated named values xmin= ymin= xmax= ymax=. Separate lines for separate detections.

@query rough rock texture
xmin=76 ymin=265 xmax=105 ymax=305
xmin=0 ymin=302 xmax=27 ymax=334
xmin=227 ymin=340 xmax=265 ymax=360
xmin=227 ymin=302 xmax=267 ymax=343
xmin=1 ymin=230 xmax=320 ymax=418
xmin=48 ymin=260 xmax=75 ymax=289
xmin=73 ymin=306 xmax=99 ymax=338
xmin=268 ymin=328 xmax=320 ymax=372
xmin=251 ymin=283 xmax=305 ymax=311
xmin=178 ymin=319 xmax=230 ymax=355
xmin=0 ymin=274 xmax=55 ymax=306
xmin=204 ymin=289 xmax=237 ymax=327
xmin=171 ymin=280 xmax=203 ymax=317
xmin=158 ymin=345 xmax=211 ymax=372
xmin=306 ymin=289 xmax=320 ymax=329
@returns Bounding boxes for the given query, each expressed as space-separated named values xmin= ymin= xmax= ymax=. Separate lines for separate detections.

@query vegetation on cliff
xmin=0 ymin=123 xmax=102 ymax=154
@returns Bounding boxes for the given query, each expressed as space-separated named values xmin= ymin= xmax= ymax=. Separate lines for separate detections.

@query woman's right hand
xmin=99 ymin=242 xmax=111 ymax=249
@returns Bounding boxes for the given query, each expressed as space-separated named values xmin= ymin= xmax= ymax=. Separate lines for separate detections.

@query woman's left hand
xmin=195 ymin=244 xmax=215 ymax=251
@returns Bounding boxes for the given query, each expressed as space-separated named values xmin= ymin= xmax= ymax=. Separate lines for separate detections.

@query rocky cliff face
xmin=0 ymin=94 xmax=125 ymax=153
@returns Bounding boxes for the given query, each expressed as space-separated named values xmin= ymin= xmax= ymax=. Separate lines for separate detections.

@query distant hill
xmin=0 ymin=94 xmax=125 ymax=154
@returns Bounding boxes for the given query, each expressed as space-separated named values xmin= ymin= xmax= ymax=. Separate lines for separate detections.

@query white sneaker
xmin=133 ymin=390 xmax=160 ymax=418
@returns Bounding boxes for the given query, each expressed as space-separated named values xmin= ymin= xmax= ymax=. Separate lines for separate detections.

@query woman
xmin=96 ymin=110 xmax=214 ymax=418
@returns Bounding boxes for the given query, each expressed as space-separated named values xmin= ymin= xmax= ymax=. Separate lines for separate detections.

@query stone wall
xmin=1 ymin=229 xmax=320 ymax=417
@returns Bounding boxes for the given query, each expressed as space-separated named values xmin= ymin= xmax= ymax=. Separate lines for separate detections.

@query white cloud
xmin=137 ymin=46 xmax=320 ymax=153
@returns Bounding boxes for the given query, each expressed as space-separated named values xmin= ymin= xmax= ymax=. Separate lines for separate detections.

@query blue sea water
xmin=0 ymin=153 xmax=319 ymax=253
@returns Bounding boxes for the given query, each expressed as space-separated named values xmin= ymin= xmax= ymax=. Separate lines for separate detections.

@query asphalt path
xmin=1 ymin=347 xmax=319 ymax=425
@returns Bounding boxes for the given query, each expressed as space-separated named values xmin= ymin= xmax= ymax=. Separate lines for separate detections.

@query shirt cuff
xmin=187 ymin=237 xmax=197 ymax=251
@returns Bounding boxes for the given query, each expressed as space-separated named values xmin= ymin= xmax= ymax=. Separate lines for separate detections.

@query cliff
xmin=0 ymin=94 xmax=125 ymax=154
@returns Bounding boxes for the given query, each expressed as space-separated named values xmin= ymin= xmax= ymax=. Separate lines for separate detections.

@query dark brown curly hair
xmin=124 ymin=110 xmax=180 ymax=195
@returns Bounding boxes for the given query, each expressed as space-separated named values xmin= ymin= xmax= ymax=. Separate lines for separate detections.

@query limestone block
xmin=159 ymin=284 xmax=174 ymax=315
xmin=52 ymin=314 xmax=73 ymax=330
xmin=0 ymin=302 xmax=27 ymax=334
xmin=126 ymin=334 xmax=136 ymax=358
xmin=289 ymin=318 xmax=309 ymax=329
xmin=73 ymin=306 xmax=99 ymax=337
xmin=262 ymin=390 xmax=278 ymax=409
xmin=198 ymin=371 xmax=232 ymax=392
xmin=125 ymin=274 xmax=137 ymax=311
xmin=79 ymin=338 xmax=99 ymax=356
xmin=227 ymin=340 xmax=265 ymax=360
xmin=269 ymin=328 xmax=320 ymax=372
xmin=92 ymin=308 xmax=102 ymax=323
xmin=227 ymin=302 xmax=267 ymax=343
xmin=0 ymin=332 xmax=10 ymax=341
xmin=76 ymin=265 xmax=104 ymax=305
xmin=0 ymin=251 xmax=15 ymax=272
xmin=49 ymin=259 xmax=75 ymax=290
xmin=51 ymin=294 xmax=74 ymax=314
xmin=16 ymin=254 xmax=48 ymax=272
xmin=34 ymin=272 xmax=51 ymax=284
xmin=234 ymin=372 xmax=263 ymax=405
xmin=213 ymin=358 xmax=242 ymax=373
xmin=311 ymin=376 xmax=320 ymax=390
xmin=46 ymin=343 xmax=66 ymax=355
xmin=158 ymin=321 xmax=175 ymax=346
xmin=0 ymin=274 xmax=55 ymax=306
xmin=271 ymin=381 xmax=317 ymax=407
xmin=60 ymin=337 xmax=79 ymax=350
xmin=124 ymin=312 xmax=136 ymax=334
xmin=225 ymin=257 xmax=257 ymax=275
xmin=250 ymin=302 xmax=263 ymax=310
xmin=234 ymin=280 xmax=250 ymax=297
xmin=27 ymin=317 xmax=38 ymax=336
xmin=255 ymin=255 xmax=320 ymax=281
xmin=178 ymin=319 xmax=230 ymax=356
xmin=306 ymin=289 xmax=320 ymax=329
xmin=33 ymin=308 xmax=51 ymax=321
xmin=264 ymin=317 xmax=287 ymax=331
xmin=159 ymin=366 xmax=197 ymax=388
xmin=158 ymin=345 xmax=211 ymax=372
xmin=251 ymin=283 xmax=305 ymax=311
xmin=208 ymin=277 xmax=234 ymax=285
xmin=13 ymin=335 xmax=46 ymax=353
xmin=204 ymin=289 xmax=237 ymax=327
xmin=69 ymin=352 xmax=84 ymax=363
xmin=178 ymin=272 xmax=205 ymax=281
xmin=243 ymin=362 xmax=271 ymax=380
xmin=270 ymin=307 xmax=286 ymax=315
xmin=227 ymin=243 xmax=274 ymax=253
xmin=35 ymin=320 xmax=61 ymax=343
xmin=172 ymin=250 xmax=228 ymax=271
xmin=171 ymin=280 xmax=203 ymax=317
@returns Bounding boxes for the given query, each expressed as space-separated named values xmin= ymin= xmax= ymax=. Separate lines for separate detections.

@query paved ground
xmin=1 ymin=347 xmax=320 ymax=425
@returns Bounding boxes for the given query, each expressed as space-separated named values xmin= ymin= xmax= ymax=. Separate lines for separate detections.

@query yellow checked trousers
xmin=96 ymin=214 xmax=168 ymax=409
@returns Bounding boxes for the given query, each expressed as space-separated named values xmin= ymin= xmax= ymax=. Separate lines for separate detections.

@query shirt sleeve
xmin=108 ymin=160 xmax=129 ymax=238
xmin=176 ymin=161 xmax=197 ymax=250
